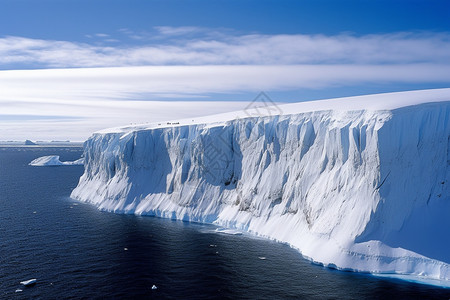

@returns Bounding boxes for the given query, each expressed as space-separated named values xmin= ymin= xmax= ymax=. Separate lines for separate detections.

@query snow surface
xmin=71 ymin=88 xmax=450 ymax=287
xmin=29 ymin=155 xmax=84 ymax=166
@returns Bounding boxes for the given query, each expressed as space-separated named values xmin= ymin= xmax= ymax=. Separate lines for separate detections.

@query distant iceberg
xmin=71 ymin=88 xmax=450 ymax=287
xmin=24 ymin=140 xmax=36 ymax=145
xmin=29 ymin=155 xmax=84 ymax=166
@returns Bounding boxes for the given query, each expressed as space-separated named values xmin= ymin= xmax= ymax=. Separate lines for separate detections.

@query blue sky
xmin=2 ymin=0 xmax=450 ymax=39
xmin=1 ymin=0 xmax=450 ymax=140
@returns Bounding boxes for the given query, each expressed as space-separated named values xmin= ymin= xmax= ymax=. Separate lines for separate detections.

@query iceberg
xmin=71 ymin=88 xmax=450 ymax=286
xmin=24 ymin=140 xmax=36 ymax=145
xmin=29 ymin=155 xmax=84 ymax=166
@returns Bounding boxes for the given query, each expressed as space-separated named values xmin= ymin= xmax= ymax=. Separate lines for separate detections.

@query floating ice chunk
xmin=258 ymin=257 xmax=267 ymax=260
xmin=29 ymin=155 xmax=63 ymax=166
xmin=29 ymin=155 xmax=84 ymax=166
xmin=15 ymin=289 xmax=23 ymax=293
xmin=215 ymin=228 xmax=243 ymax=235
xmin=20 ymin=279 xmax=36 ymax=286
xmin=151 ymin=285 xmax=157 ymax=290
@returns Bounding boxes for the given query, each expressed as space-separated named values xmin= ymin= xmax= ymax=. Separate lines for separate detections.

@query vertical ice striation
xmin=71 ymin=90 xmax=450 ymax=286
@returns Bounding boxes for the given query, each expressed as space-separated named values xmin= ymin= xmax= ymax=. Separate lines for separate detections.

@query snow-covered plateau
xmin=29 ymin=155 xmax=84 ymax=166
xmin=71 ymin=88 xmax=450 ymax=287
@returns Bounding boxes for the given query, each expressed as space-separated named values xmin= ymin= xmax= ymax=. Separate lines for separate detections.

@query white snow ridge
xmin=71 ymin=88 xmax=450 ymax=287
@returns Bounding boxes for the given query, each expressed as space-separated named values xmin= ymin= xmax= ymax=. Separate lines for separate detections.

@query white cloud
xmin=154 ymin=26 xmax=205 ymax=36
xmin=95 ymin=33 xmax=110 ymax=38
xmin=1 ymin=64 xmax=450 ymax=141
xmin=1 ymin=31 xmax=450 ymax=67
xmin=2 ymin=65 xmax=449 ymax=102
xmin=0 ymin=97 xmax=252 ymax=141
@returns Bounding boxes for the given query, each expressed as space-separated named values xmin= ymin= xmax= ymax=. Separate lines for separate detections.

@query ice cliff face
xmin=71 ymin=89 xmax=450 ymax=286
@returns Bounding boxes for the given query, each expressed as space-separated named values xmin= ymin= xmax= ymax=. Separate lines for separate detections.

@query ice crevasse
xmin=71 ymin=89 xmax=450 ymax=286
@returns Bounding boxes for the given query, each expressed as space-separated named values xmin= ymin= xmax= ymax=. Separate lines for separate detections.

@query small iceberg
xmin=258 ymin=257 xmax=267 ymax=260
xmin=151 ymin=285 xmax=157 ymax=290
xmin=214 ymin=228 xmax=243 ymax=235
xmin=29 ymin=155 xmax=84 ymax=166
xmin=20 ymin=279 xmax=37 ymax=286
xmin=15 ymin=289 xmax=23 ymax=293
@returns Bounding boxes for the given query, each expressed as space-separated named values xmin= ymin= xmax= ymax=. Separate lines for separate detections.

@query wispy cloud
xmin=154 ymin=26 xmax=205 ymax=36
xmin=95 ymin=33 xmax=110 ymax=38
xmin=0 ymin=89 xmax=252 ymax=141
xmin=1 ymin=63 xmax=449 ymax=139
xmin=1 ymin=30 xmax=450 ymax=68
xmin=2 ymin=64 xmax=450 ymax=141
xmin=2 ymin=65 xmax=449 ymax=103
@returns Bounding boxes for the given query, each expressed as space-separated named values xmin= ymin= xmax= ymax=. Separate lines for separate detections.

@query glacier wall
xmin=71 ymin=100 xmax=450 ymax=285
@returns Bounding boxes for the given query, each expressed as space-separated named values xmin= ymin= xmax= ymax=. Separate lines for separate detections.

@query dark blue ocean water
xmin=1 ymin=146 xmax=449 ymax=300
